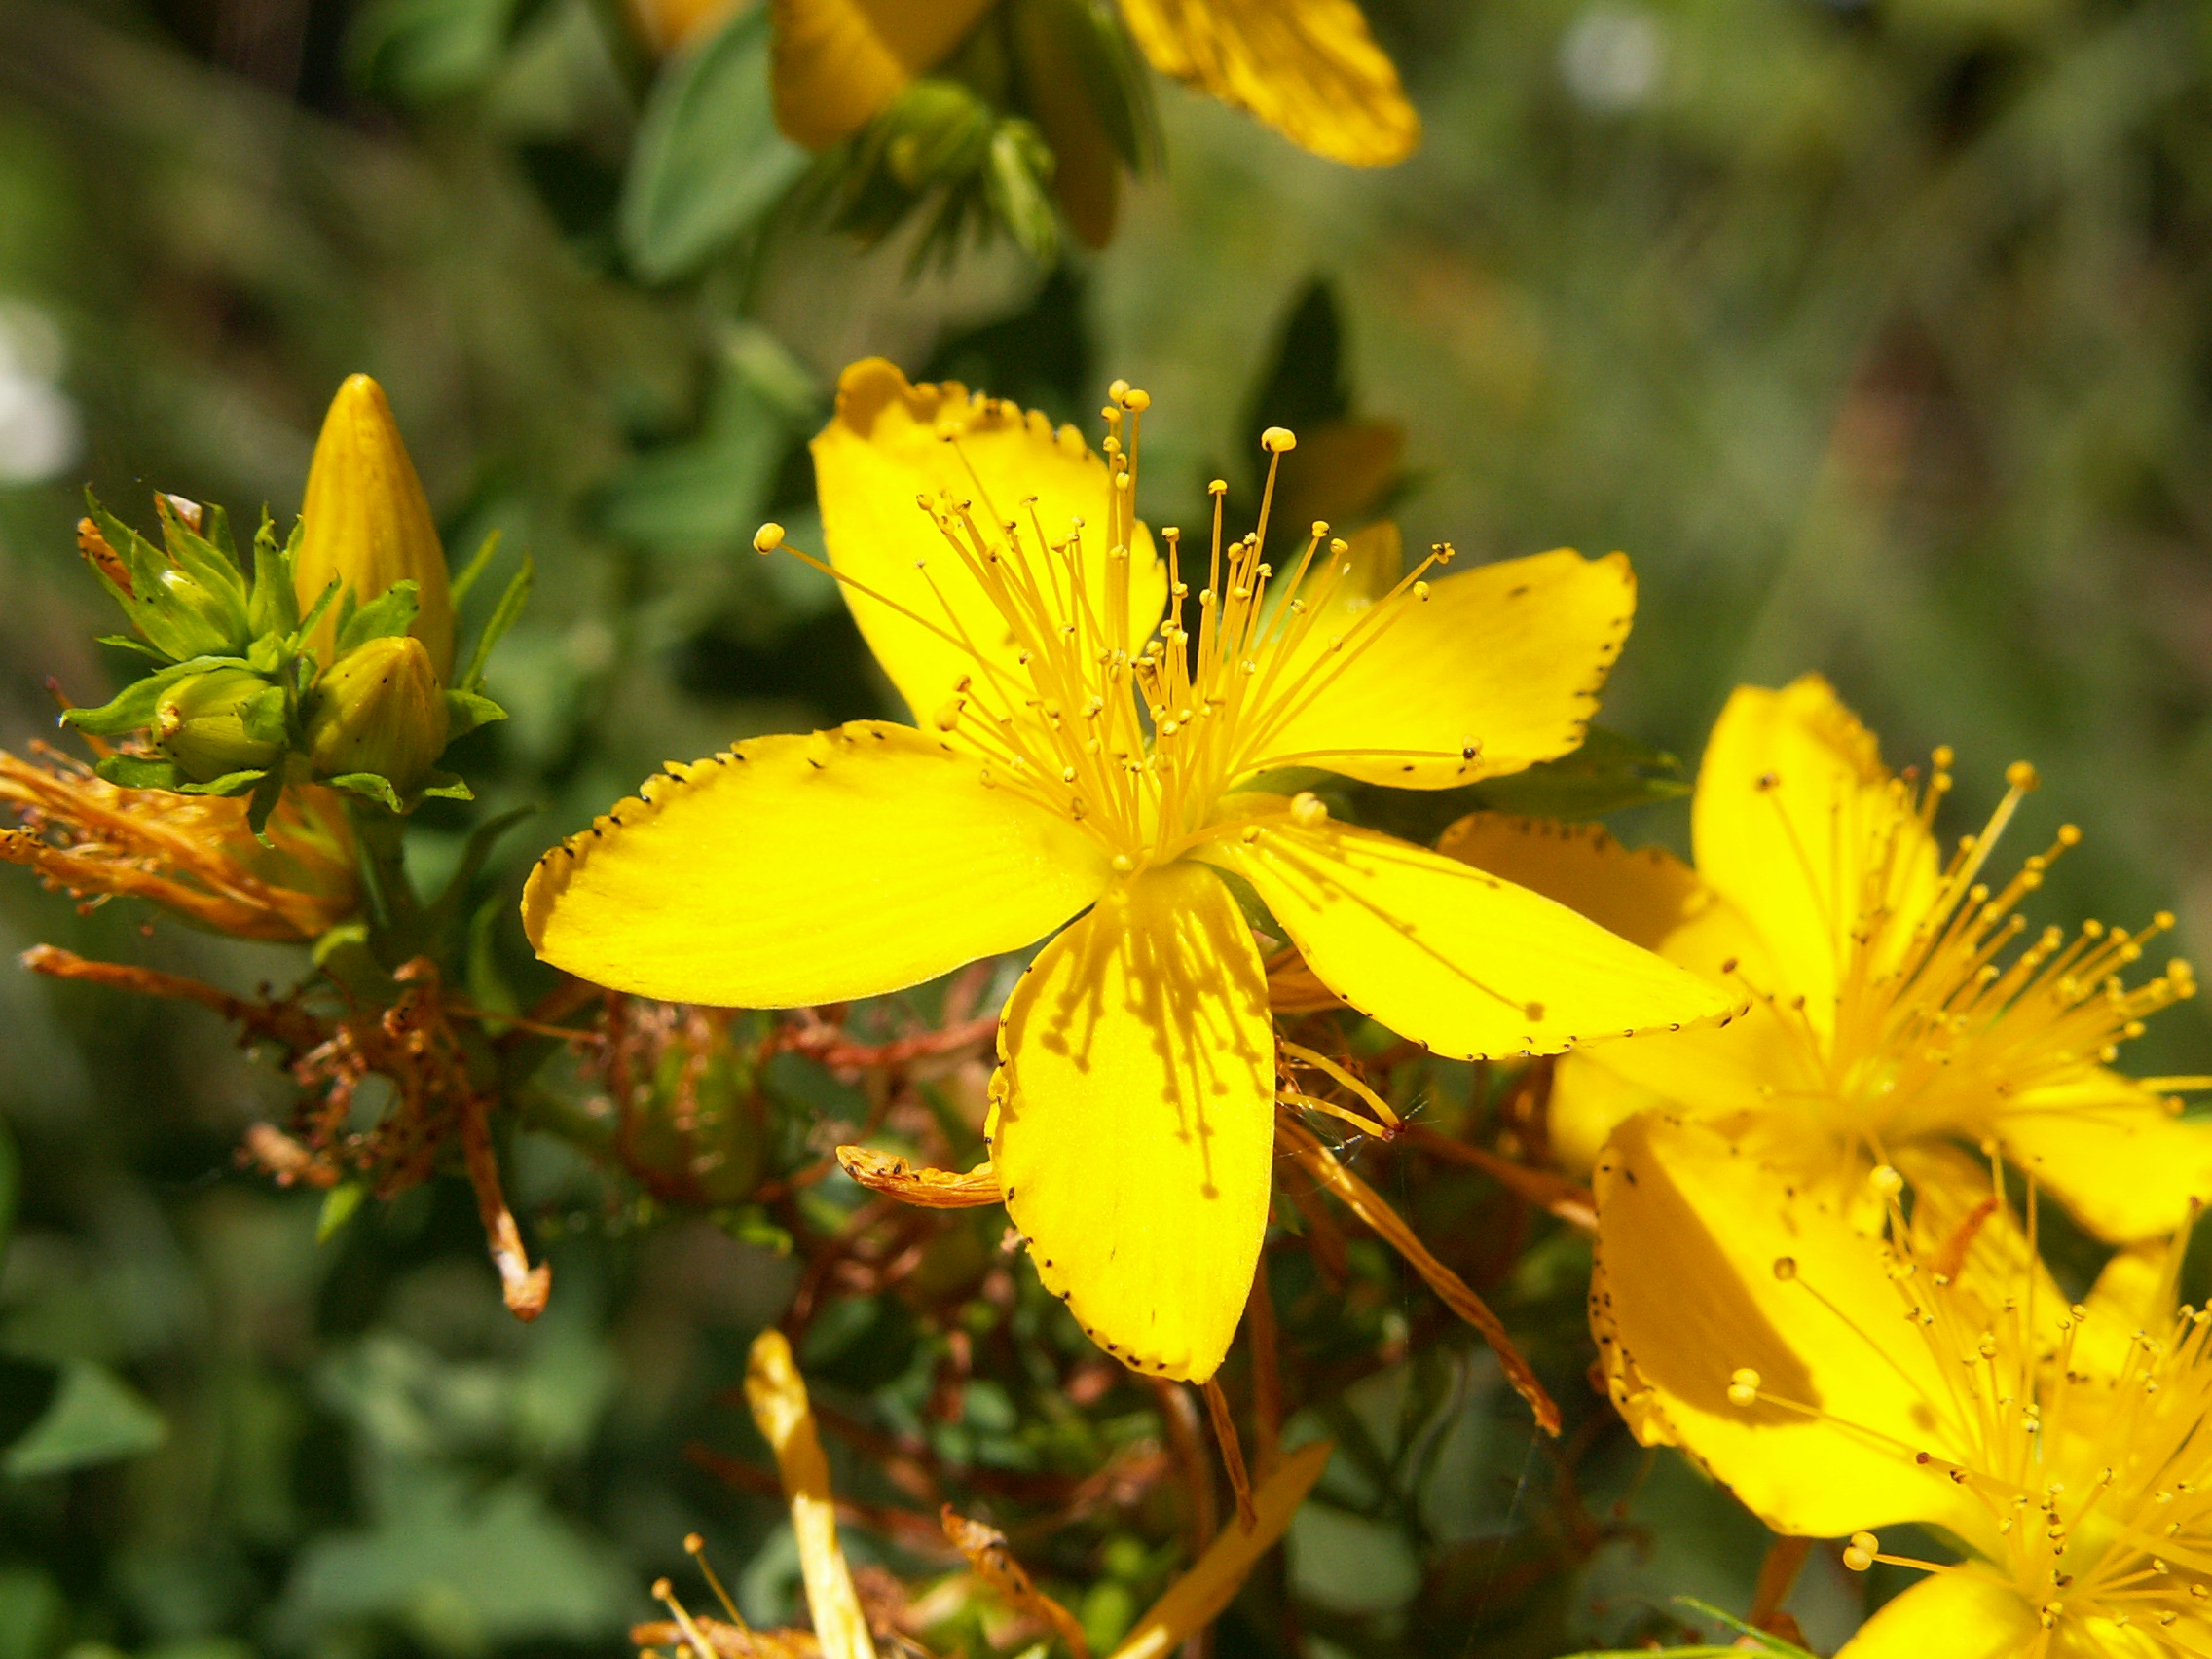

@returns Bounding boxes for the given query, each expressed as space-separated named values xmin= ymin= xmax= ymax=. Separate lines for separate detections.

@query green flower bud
xmin=146 ymin=557 xmax=254 ymax=660
xmin=294 ymin=376 xmax=455 ymax=680
xmin=154 ymin=668 xmax=287 ymax=783
xmin=304 ymin=635 xmax=450 ymax=794
xmin=882 ymin=80 xmax=994 ymax=188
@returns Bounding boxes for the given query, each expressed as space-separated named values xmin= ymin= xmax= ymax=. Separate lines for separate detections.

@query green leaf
xmin=459 ymin=557 xmax=532 ymax=692
xmin=317 ymin=1182 xmax=366 ymax=1244
xmin=617 ymin=4 xmax=808 ymax=283
xmin=248 ymin=510 xmax=300 ymax=638
xmin=335 ymin=577 xmax=421 ymax=655
xmin=93 ymin=633 xmax=170 ymax=663
xmin=418 ymin=771 xmax=474 ymax=803
xmin=348 ymin=0 xmax=520 ymax=104
xmin=3 ymin=1358 xmax=167 ymax=1477
xmin=1338 ymin=726 xmax=1692 ymax=846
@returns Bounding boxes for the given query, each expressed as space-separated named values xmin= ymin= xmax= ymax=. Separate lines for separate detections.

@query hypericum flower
xmin=524 ymin=359 xmax=1733 ymax=1382
xmin=293 ymin=373 xmax=455 ymax=681
xmin=0 ymin=740 xmax=357 ymax=942
xmin=1443 ymin=674 xmax=2208 ymax=1244
xmin=642 ymin=1328 xmax=1333 ymax=1659
xmin=1592 ymin=1109 xmax=2212 ymax=1659
xmin=770 ymin=0 xmax=1419 ymax=175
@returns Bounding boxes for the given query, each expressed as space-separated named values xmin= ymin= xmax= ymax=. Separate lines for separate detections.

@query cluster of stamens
xmin=756 ymin=383 xmax=1480 ymax=870
xmin=1730 ymin=1183 xmax=2212 ymax=1649
xmin=1729 ymin=748 xmax=2198 ymax=1160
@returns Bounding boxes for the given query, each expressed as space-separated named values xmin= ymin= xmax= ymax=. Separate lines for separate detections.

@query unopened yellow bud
xmin=295 ymin=375 xmax=454 ymax=680
xmin=304 ymin=635 xmax=450 ymax=793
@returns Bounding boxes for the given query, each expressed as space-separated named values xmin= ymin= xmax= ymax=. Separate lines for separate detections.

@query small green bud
xmin=154 ymin=667 xmax=287 ymax=783
xmin=295 ymin=376 xmax=455 ymax=680
xmin=303 ymin=635 xmax=450 ymax=794
xmin=882 ymin=80 xmax=994 ymax=188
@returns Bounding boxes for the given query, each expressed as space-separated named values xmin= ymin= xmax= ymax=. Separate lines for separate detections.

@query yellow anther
xmin=1727 ymin=1368 xmax=1761 ymax=1407
xmin=1290 ymin=793 xmax=1328 ymax=828
xmin=1869 ymin=1164 xmax=1903 ymax=1198
xmin=1261 ymin=426 xmax=1297 ymax=452
xmin=2007 ymin=760 xmax=2041 ymax=791
xmin=752 ymin=522 xmax=785 ymax=553
xmin=1772 ymin=1257 xmax=1798 ymax=1281
xmin=1208 ymin=479 xmax=1229 ymax=496
xmin=1123 ymin=387 xmax=1151 ymax=412
xmin=1843 ymin=1533 xmax=1879 ymax=1572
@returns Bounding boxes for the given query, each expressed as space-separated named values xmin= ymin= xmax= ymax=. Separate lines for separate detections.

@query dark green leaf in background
xmin=618 ymin=5 xmax=809 ymax=283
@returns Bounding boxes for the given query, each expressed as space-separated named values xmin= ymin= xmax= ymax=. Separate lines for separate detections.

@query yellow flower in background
xmin=769 ymin=0 xmax=1419 ymax=167
xmin=524 ymin=358 xmax=1733 ymax=1382
xmin=293 ymin=373 xmax=455 ymax=680
xmin=1592 ymin=1110 xmax=2212 ymax=1659
xmin=1445 ymin=673 xmax=2208 ymax=1244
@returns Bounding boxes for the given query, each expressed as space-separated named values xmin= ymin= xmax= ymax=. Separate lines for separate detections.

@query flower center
xmin=758 ymin=383 xmax=1472 ymax=868
xmin=1733 ymin=750 xmax=2195 ymax=1164
xmin=1738 ymin=1194 xmax=2212 ymax=1649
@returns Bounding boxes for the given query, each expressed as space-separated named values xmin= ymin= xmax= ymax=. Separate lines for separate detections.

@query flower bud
xmin=304 ymin=635 xmax=450 ymax=794
xmin=154 ymin=668 xmax=287 ymax=783
xmin=294 ymin=375 xmax=454 ymax=680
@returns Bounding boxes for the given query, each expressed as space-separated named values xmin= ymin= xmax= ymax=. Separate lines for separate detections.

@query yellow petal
xmin=1593 ymin=1112 xmax=1987 ymax=1542
xmin=1434 ymin=809 xmax=1798 ymax=1168
xmin=1244 ymin=547 xmax=1634 ymax=790
xmin=812 ymin=359 xmax=1167 ymax=724
xmin=296 ymin=374 xmax=454 ymax=681
xmin=522 ymin=719 xmax=1108 ymax=1006
xmin=1435 ymin=811 xmax=1769 ymax=977
xmin=767 ymin=0 xmax=996 ymax=149
xmin=1994 ymin=1074 xmax=2212 ymax=1243
xmin=1204 ymin=808 xmax=1736 ymax=1060
xmin=1834 ymin=1573 xmax=2037 ymax=1659
xmin=1108 ymin=1439 xmax=1333 ymax=1659
xmin=1691 ymin=676 xmax=1938 ymax=1024
xmin=989 ymin=861 xmax=1273 ymax=1382
xmin=744 ymin=1330 xmax=879 ymax=1659
xmin=2073 ymin=1238 xmax=2176 ymax=1388
xmin=1117 ymin=0 xmax=1419 ymax=166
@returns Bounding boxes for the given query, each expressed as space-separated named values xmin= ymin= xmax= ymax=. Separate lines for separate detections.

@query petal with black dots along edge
xmin=1202 ymin=807 xmax=1738 ymax=1061
xmin=1239 ymin=546 xmax=1634 ymax=790
xmin=521 ymin=720 xmax=1110 ymax=1008
xmin=811 ymin=358 xmax=1167 ymax=729
xmin=1594 ymin=1112 xmax=1993 ymax=1548
xmin=988 ymin=860 xmax=1274 ymax=1383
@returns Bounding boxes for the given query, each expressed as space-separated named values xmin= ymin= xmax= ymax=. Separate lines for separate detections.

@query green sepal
xmin=173 ymin=768 xmax=268 ymax=797
xmin=78 ymin=492 xmax=139 ymax=615
xmin=94 ymin=635 xmax=170 ymax=663
xmin=326 ymin=771 xmax=405 ymax=812
xmin=93 ymin=755 xmax=185 ymax=790
xmin=245 ymin=635 xmax=284 ymax=675
xmin=61 ymin=659 xmax=210 ymax=738
xmin=335 ymin=577 xmax=420 ymax=655
xmin=443 ymin=689 xmax=507 ymax=740
xmin=418 ymin=771 xmax=473 ymax=803
xmin=448 ymin=528 xmax=501 ymax=608
xmin=152 ymin=495 xmax=254 ymax=648
xmin=458 ymin=556 xmax=532 ymax=693
xmin=240 ymin=682 xmax=292 ymax=747
xmin=243 ymin=770 xmax=285 ymax=841
xmin=294 ymin=574 xmax=342 ymax=662
xmin=247 ymin=511 xmax=300 ymax=639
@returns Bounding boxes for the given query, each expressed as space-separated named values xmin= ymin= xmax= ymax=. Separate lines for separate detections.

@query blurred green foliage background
xmin=4 ymin=0 xmax=2212 ymax=1654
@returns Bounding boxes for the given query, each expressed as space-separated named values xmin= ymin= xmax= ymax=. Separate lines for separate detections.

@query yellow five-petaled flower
xmin=1448 ymin=673 xmax=2210 ymax=1246
xmin=523 ymin=359 xmax=1733 ymax=1382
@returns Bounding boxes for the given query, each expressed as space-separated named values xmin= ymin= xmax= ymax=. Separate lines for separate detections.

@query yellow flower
xmin=293 ymin=373 xmax=455 ymax=681
xmin=1445 ymin=673 xmax=2207 ymax=1244
xmin=1592 ymin=1109 xmax=2212 ymax=1659
xmin=524 ymin=358 xmax=1732 ymax=1382
xmin=0 ymin=743 xmax=357 ymax=943
xmin=770 ymin=0 xmax=1419 ymax=168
